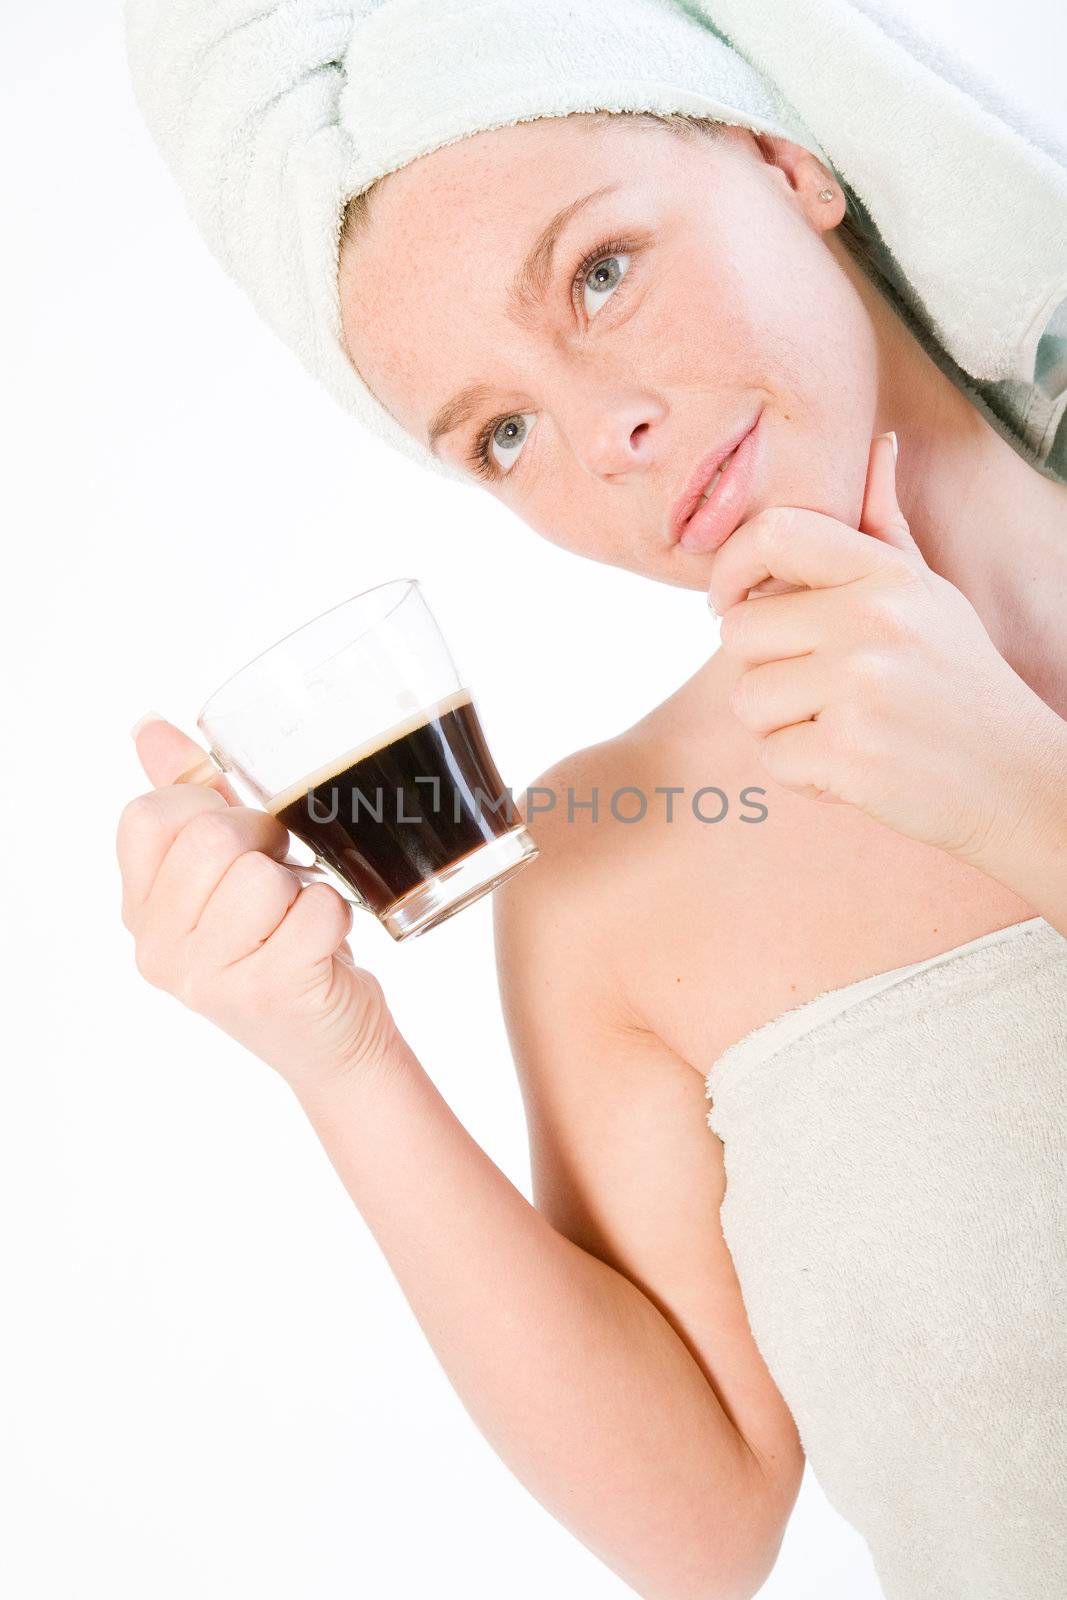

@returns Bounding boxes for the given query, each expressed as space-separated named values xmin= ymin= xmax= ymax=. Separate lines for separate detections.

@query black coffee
xmin=269 ymin=690 xmax=517 ymax=915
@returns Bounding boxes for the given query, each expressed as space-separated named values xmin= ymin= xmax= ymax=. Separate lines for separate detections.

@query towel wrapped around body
xmin=705 ymin=915 xmax=1067 ymax=1599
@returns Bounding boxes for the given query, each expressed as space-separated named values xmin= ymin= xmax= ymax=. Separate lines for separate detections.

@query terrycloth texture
xmin=705 ymin=915 xmax=1067 ymax=1600
xmin=123 ymin=0 xmax=1067 ymax=485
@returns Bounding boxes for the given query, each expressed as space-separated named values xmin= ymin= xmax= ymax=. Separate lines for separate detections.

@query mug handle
xmin=282 ymin=855 xmax=372 ymax=914
xmin=173 ymin=755 xmax=371 ymax=913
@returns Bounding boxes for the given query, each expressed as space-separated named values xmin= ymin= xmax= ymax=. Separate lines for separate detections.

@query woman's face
xmin=339 ymin=115 xmax=881 ymax=587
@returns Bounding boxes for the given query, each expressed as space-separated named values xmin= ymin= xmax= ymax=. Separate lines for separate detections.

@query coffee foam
xmin=265 ymin=686 xmax=474 ymax=815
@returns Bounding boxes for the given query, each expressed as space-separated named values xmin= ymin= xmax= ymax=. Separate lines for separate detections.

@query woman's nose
xmin=561 ymin=392 xmax=667 ymax=480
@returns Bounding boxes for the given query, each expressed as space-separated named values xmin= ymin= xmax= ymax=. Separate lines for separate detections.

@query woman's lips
xmin=677 ymin=410 xmax=763 ymax=554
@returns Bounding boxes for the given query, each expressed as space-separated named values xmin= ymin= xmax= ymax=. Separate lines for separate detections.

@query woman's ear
xmin=752 ymin=129 xmax=781 ymax=168
xmin=751 ymin=130 xmax=845 ymax=229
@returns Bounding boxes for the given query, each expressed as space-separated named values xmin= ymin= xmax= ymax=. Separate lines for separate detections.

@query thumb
xmin=858 ymin=433 xmax=924 ymax=564
xmin=130 ymin=713 xmax=240 ymax=804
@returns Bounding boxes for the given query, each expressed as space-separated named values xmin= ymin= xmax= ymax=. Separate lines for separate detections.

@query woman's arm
xmin=121 ymin=721 xmax=794 ymax=1599
xmin=294 ymin=1037 xmax=788 ymax=1600
xmin=293 ymin=745 xmax=806 ymax=1600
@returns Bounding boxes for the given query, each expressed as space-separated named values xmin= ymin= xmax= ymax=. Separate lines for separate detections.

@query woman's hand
xmin=116 ymin=717 xmax=406 ymax=1098
xmin=706 ymin=433 xmax=1063 ymax=868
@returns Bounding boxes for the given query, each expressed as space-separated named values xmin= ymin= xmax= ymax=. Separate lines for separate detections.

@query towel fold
xmin=124 ymin=0 xmax=1067 ymax=478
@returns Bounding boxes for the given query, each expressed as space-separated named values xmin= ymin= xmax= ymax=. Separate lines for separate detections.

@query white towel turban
xmin=124 ymin=0 xmax=1067 ymax=484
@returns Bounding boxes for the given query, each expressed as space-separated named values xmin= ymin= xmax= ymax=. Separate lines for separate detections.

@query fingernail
xmin=882 ymin=430 xmax=898 ymax=464
xmin=130 ymin=711 xmax=163 ymax=740
xmin=706 ymin=591 xmax=721 ymax=616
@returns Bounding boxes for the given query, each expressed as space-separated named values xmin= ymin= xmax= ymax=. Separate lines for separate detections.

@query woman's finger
xmin=191 ymin=848 xmax=303 ymax=969
xmin=249 ymin=880 xmax=356 ymax=972
xmin=118 ymin=784 xmax=229 ymax=926
xmin=142 ymin=804 xmax=292 ymax=943
xmin=718 ymin=586 xmax=838 ymax=665
xmin=729 ymin=655 xmax=826 ymax=737
xmin=132 ymin=714 xmax=242 ymax=805
xmin=707 ymin=505 xmax=902 ymax=615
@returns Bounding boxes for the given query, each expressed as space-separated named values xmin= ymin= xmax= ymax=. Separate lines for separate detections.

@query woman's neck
xmin=853 ymin=240 xmax=1067 ymax=718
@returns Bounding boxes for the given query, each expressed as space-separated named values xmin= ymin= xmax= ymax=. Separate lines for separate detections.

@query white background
xmin=1 ymin=4 xmax=1061 ymax=1597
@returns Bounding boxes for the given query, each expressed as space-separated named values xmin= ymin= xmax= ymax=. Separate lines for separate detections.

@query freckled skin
xmin=338 ymin=113 xmax=1067 ymax=691
xmin=339 ymin=118 xmax=880 ymax=585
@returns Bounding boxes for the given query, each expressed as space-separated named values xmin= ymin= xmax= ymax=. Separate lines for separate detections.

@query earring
xmin=817 ymin=187 xmax=835 ymax=202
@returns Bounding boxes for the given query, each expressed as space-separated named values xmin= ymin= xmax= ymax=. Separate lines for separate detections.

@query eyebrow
xmin=426 ymin=183 xmax=623 ymax=458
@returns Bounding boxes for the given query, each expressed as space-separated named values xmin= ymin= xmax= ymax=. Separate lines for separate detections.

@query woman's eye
xmin=469 ymin=246 xmax=634 ymax=480
xmin=582 ymin=252 xmax=630 ymax=319
xmin=489 ymin=411 xmax=537 ymax=474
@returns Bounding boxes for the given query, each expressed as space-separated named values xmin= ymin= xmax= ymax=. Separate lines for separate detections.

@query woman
xmin=118 ymin=8 xmax=1067 ymax=1597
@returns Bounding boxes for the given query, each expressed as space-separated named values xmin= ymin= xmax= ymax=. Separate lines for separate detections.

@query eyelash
xmin=467 ymin=235 xmax=636 ymax=482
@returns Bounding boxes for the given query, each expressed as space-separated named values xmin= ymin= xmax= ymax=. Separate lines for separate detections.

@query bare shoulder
xmin=497 ymin=652 xmax=1036 ymax=1077
xmin=494 ymin=732 xmax=672 ymax=1033
xmin=492 ymin=678 xmax=766 ymax=1066
xmin=491 ymin=665 xmax=756 ymax=1046
xmin=492 ymin=729 xmax=697 ymax=1113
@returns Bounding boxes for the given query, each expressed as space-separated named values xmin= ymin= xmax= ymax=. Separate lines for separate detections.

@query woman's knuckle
xmin=304 ymin=880 xmax=349 ymax=925
xmin=858 ymin=593 xmax=905 ymax=647
xmin=181 ymin=807 xmax=240 ymax=862
xmin=244 ymin=850 xmax=296 ymax=901
xmin=728 ymin=670 xmax=754 ymax=718
xmin=828 ymin=697 xmax=871 ymax=755
xmin=134 ymin=936 xmax=170 ymax=989
xmin=718 ymin=606 xmax=745 ymax=651
xmin=848 ymin=647 xmax=885 ymax=692
xmin=117 ymin=792 xmax=162 ymax=854
xmin=892 ymin=556 xmax=925 ymax=593
xmin=173 ymin=954 xmax=212 ymax=1012
xmin=257 ymin=848 xmax=292 ymax=883
xmin=301 ymin=878 xmax=335 ymax=910
xmin=754 ymin=507 xmax=788 ymax=553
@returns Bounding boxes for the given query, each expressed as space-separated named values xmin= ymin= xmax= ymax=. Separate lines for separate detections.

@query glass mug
xmin=175 ymin=579 xmax=539 ymax=941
